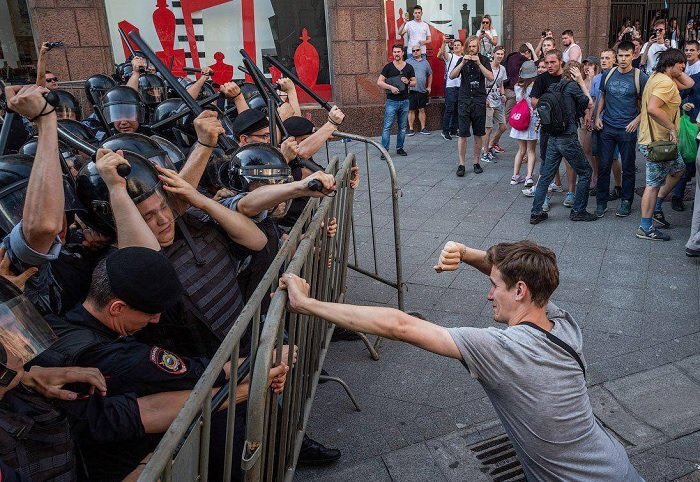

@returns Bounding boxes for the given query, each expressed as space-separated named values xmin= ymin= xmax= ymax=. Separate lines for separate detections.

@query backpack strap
xmin=520 ymin=322 xmax=586 ymax=378
xmin=634 ymin=67 xmax=640 ymax=97
xmin=603 ymin=66 xmax=617 ymax=93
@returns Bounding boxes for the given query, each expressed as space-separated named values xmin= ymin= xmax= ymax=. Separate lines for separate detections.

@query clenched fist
xmin=434 ymin=241 xmax=465 ymax=273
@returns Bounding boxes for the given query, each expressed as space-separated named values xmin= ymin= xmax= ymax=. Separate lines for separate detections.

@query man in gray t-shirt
xmin=280 ymin=239 xmax=643 ymax=482
xmin=406 ymin=47 xmax=433 ymax=135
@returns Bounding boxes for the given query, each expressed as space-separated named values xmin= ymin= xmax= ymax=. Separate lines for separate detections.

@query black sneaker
xmin=530 ymin=212 xmax=548 ymax=224
xmin=473 ymin=163 xmax=483 ymax=174
xmin=652 ymin=211 xmax=670 ymax=228
xmin=331 ymin=328 xmax=361 ymax=341
xmin=396 ymin=148 xmax=407 ymax=156
xmin=298 ymin=435 xmax=341 ymax=466
xmin=570 ymin=210 xmax=598 ymax=222
xmin=450 ymin=129 xmax=458 ymax=136
xmin=406 ymin=130 xmax=415 ymax=137
xmin=609 ymin=186 xmax=622 ymax=201
xmin=636 ymin=226 xmax=670 ymax=241
xmin=686 ymin=247 xmax=700 ymax=257
xmin=595 ymin=204 xmax=608 ymax=218
xmin=616 ymin=200 xmax=632 ymax=217
xmin=441 ymin=131 xmax=452 ymax=140
xmin=671 ymin=197 xmax=685 ymax=212
xmin=456 ymin=165 xmax=465 ymax=177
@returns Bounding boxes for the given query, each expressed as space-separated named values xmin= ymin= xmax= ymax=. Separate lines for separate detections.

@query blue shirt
xmin=681 ymin=72 xmax=700 ymax=122
xmin=600 ymin=67 xmax=648 ymax=129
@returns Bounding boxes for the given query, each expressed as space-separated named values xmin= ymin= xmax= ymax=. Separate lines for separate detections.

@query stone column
xmin=26 ymin=0 xmax=114 ymax=82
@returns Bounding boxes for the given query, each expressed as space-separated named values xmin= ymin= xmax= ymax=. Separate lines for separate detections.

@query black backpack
xmin=537 ymin=80 xmax=572 ymax=135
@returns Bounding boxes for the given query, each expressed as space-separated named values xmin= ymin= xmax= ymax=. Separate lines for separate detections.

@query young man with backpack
xmin=594 ymin=41 xmax=648 ymax=218
xmin=529 ymin=50 xmax=595 ymax=224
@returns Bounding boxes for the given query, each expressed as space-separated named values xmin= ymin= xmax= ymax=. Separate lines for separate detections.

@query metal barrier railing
xmin=242 ymin=153 xmax=355 ymax=481
xmin=324 ymin=132 xmax=405 ymax=360
xmin=137 ymin=153 xmax=353 ymax=481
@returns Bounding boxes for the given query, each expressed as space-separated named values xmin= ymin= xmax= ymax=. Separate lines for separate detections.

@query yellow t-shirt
xmin=638 ymin=72 xmax=681 ymax=146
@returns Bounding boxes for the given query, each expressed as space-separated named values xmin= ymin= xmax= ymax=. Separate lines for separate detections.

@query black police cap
xmin=105 ymin=247 xmax=183 ymax=314
xmin=232 ymin=108 xmax=268 ymax=137
xmin=283 ymin=116 xmax=315 ymax=137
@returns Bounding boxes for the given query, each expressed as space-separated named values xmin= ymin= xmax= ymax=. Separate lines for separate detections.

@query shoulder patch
xmin=149 ymin=347 xmax=188 ymax=375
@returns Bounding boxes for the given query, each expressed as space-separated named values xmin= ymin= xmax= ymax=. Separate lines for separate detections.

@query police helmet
xmin=101 ymin=86 xmax=146 ymax=126
xmin=238 ymin=82 xmax=268 ymax=113
xmin=19 ymin=137 xmax=83 ymax=173
xmin=58 ymin=119 xmax=98 ymax=145
xmin=173 ymin=77 xmax=216 ymax=100
xmin=0 ymin=277 xmax=56 ymax=387
xmin=226 ymin=143 xmax=291 ymax=193
xmin=53 ymin=89 xmax=81 ymax=121
xmin=151 ymin=135 xmax=186 ymax=171
xmin=113 ymin=60 xmax=134 ymax=84
xmin=0 ymin=154 xmax=84 ymax=235
xmin=84 ymin=74 xmax=116 ymax=108
xmin=99 ymin=132 xmax=177 ymax=170
xmin=138 ymin=73 xmax=167 ymax=106
xmin=76 ymin=151 xmax=166 ymax=238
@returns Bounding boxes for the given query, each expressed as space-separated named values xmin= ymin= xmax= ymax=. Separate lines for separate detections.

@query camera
xmin=542 ymin=31 xmax=547 ymax=37
xmin=46 ymin=41 xmax=64 ymax=50
xmin=445 ymin=34 xmax=455 ymax=40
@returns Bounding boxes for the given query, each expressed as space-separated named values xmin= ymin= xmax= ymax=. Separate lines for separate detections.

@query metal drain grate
xmin=468 ymin=433 xmax=525 ymax=482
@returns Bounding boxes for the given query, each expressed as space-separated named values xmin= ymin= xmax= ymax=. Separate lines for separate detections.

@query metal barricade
xmin=137 ymin=153 xmax=354 ymax=481
xmin=242 ymin=152 xmax=355 ymax=482
xmin=323 ymin=132 xmax=404 ymax=359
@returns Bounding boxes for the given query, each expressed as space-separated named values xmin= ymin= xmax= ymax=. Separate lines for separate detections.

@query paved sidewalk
xmin=296 ymin=131 xmax=700 ymax=481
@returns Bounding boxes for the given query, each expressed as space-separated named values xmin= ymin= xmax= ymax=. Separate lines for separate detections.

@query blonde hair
xmin=563 ymin=61 xmax=585 ymax=80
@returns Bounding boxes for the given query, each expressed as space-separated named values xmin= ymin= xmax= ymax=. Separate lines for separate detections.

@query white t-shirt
xmin=444 ymin=52 xmax=462 ymax=88
xmin=562 ymin=42 xmax=582 ymax=62
xmin=486 ymin=64 xmax=507 ymax=91
xmin=686 ymin=60 xmax=700 ymax=76
xmin=476 ymin=28 xmax=498 ymax=58
xmin=447 ymin=302 xmax=644 ymax=482
xmin=644 ymin=42 xmax=667 ymax=74
xmin=404 ymin=20 xmax=430 ymax=54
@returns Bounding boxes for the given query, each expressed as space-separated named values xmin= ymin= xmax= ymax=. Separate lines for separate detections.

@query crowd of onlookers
xmin=379 ymin=5 xmax=699 ymax=255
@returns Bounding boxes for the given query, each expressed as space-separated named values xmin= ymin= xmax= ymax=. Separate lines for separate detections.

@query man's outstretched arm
xmin=280 ymin=273 xmax=462 ymax=360
xmin=434 ymin=241 xmax=492 ymax=275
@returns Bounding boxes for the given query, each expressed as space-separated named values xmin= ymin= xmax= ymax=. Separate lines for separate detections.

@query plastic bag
xmin=678 ymin=114 xmax=699 ymax=164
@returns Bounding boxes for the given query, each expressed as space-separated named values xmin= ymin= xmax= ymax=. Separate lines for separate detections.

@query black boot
xmin=331 ymin=328 xmax=361 ymax=342
xmin=298 ymin=434 xmax=341 ymax=466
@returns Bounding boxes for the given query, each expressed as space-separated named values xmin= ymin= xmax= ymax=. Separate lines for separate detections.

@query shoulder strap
xmin=634 ymin=68 xmax=641 ymax=96
xmin=520 ymin=322 xmax=586 ymax=378
xmin=603 ymin=66 xmax=617 ymax=92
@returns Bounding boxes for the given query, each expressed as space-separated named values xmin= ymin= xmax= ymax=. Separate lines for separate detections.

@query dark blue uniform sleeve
xmin=57 ymin=392 xmax=146 ymax=444
xmin=0 ymin=459 xmax=31 ymax=482
xmin=78 ymin=340 xmax=224 ymax=396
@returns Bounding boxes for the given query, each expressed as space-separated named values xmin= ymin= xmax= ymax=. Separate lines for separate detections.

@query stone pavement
xmin=295 ymin=131 xmax=700 ymax=482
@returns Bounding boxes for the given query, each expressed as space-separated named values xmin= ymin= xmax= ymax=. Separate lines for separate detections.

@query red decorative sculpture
xmin=209 ymin=51 xmax=233 ymax=85
xmin=293 ymin=28 xmax=319 ymax=87
xmin=152 ymin=0 xmax=186 ymax=76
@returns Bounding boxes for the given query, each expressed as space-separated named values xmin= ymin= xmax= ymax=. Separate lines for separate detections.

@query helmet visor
xmin=0 ymin=294 xmax=57 ymax=372
xmin=0 ymin=182 xmax=28 ymax=235
xmin=141 ymin=86 xmax=166 ymax=105
xmin=56 ymin=107 xmax=78 ymax=120
xmin=103 ymin=104 xmax=145 ymax=124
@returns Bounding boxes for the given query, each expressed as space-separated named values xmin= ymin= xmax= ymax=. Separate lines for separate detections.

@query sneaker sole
xmin=635 ymin=232 xmax=668 ymax=241
xmin=615 ymin=211 xmax=631 ymax=217
xmin=652 ymin=220 xmax=671 ymax=228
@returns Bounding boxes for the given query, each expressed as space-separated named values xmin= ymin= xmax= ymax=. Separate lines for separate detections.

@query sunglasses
xmin=482 ymin=21 xmax=490 ymax=24
xmin=412 ymin=49 xmax=421 ymax=52
xmin=46 ymin=77 xmax=59 ymax=82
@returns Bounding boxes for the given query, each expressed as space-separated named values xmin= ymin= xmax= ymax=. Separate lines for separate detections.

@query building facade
xmin=3 ymin=0 xmax=615 ymax=134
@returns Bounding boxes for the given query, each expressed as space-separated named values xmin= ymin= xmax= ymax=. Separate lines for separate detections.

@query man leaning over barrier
xmin=279 ymin=240 xmax=644 ymax=481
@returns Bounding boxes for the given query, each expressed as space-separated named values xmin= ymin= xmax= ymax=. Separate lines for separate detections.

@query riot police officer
xmin=100 ymin=85 xmax=147 ymax=135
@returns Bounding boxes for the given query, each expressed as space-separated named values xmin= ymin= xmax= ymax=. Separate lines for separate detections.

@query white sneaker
xmin=549 ymin=182 xmax=565 ymax=193
xmin=524 ymin=176 xmax=535 ymax=188
xmin=522 ymin=186 xmax=536 ymax=197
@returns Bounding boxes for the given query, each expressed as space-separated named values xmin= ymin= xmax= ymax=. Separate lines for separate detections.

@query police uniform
xmin=34 ymin=304 xmax=225 ymax=480
xmin=3 ymin=222 xmax=113 ymax=316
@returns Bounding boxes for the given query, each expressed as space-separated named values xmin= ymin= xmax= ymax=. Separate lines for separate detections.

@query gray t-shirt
xmin=448 ymin=303 xmax=643 ymax=482
xmin=406 ymin=57 xmax=432 ymax=93
xmin=601 ymin=67 xmax=648 ymax=129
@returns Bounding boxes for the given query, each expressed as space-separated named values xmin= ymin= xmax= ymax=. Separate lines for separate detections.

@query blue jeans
xmin=597 ymin=124 xmax=637 ymax=204
xmin=532 ymin=133 xmax=592 ymax=214
xmin=381 ymin=99 xmax=409 ymax=150
xmin=442 ymin=87 xmax=459 ymax=133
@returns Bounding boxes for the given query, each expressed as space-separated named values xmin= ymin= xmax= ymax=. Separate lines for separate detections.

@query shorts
xmin=486 ymin=105 xmax=505 ymax=128
xmin=409 ymin=91 xmax=428 ymax=110
xmin=458 ymin=99 xmax=486 ymax=138
xmin=639 ymin=144 xmax=686 ymax=188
